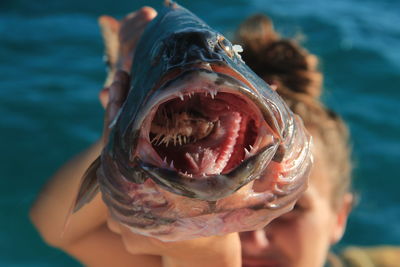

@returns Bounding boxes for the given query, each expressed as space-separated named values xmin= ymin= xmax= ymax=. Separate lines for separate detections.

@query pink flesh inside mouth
xmin=146 ymin=89 xmax=265 ymax=177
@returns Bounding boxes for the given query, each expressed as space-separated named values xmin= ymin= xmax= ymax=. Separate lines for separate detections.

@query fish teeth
xmin=157 ymin=135 xmax=165 ymax=146
xmin=248 ymin=145 xmax=255 ymax=155
xmin=244 ymin=147 xmax=251 ymax=158
xmin=208 ymin=88 xmax=218 ymax=99
xmin=170 ymin=160 xmax=175 ymax=169
xmin=185 ymin=171 xmax=193 ymax=178
xmin=178 ymin=135 xmax=182 ymax=145
xmin=159 ymin=135 xmax=170 ymax=147
xmin=178 ymin=92 xmax=184 ymax=101
xmin=151 ymin=133 xmax=162 ymax=144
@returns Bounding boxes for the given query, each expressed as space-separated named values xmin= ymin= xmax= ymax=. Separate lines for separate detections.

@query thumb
xmin=103 ymin=70 xmax=130 ymax=142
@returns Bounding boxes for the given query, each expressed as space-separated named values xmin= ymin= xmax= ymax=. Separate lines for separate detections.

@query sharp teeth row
xmin=243 ymin=145 xmax=256 ymax=159
xmin=162 ymin=157 xmax=175 ymax=170
xmin=175 ymin=90 xmax=218 ymax=101
xmin=151 ymin=133 xmax=195 ymax=146
xmin=182 ymin=171 xmax=193 ymax=177
xmin=209 ymin=88 xmax=217 ymax=99
xmin=244 ymin=147 xmax=251 ymax=158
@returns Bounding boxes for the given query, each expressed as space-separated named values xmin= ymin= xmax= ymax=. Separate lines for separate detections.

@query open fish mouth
xmin=134 ymin=67 xmax=280 ymax=200
xmin=139 ymin=69 xmax=273 ymax=175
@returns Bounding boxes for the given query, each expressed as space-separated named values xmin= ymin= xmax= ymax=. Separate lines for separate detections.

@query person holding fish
xmin=31 ymin=3 xmax=399 ymax=267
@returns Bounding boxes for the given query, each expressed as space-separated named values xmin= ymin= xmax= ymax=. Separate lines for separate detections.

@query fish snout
xmin=165 ymin=30 xmax=225 ymax=67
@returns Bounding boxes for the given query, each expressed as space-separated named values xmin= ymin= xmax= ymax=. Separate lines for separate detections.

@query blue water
xmin=1 ymin=0 xmax=399 ymax=265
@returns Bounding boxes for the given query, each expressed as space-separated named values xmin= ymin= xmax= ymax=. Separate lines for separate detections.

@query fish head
xmin=94 ymin=3 xmax=312 ymax=240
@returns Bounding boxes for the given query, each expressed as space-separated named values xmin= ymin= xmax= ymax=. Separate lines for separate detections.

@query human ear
xmin=330 ymin=193 xmax=354 ymax=244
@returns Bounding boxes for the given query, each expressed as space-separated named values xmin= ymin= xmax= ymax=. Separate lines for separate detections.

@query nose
xmin=240 ymin=229 xmax=271 ymax=255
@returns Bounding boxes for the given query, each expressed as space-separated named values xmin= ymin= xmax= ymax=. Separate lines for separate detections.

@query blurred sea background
xmin=1 ymin=0 xmax=399 ymax=265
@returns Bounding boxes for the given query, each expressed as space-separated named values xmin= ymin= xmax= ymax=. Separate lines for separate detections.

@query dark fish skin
xmin=73 ymin=1 xmax=313 ymax=241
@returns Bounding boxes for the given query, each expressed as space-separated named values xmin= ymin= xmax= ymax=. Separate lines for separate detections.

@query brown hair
xmin=235 ymin=14 xmax=352 ymax=209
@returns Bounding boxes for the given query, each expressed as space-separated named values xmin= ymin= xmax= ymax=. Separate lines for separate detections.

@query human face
xmin=240 ymin=144 xmax=350 ymax=267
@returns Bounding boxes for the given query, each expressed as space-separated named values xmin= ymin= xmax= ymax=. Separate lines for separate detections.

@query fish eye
xmin=218 ymin=36 xmax=234 ymax=58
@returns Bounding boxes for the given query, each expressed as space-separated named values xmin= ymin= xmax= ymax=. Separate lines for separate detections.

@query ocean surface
xmin=1 ymin=0 xmax=399 ymax=265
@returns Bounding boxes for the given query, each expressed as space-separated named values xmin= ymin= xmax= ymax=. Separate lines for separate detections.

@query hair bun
xmin=235 ymin=14 xmax=322 ymax=99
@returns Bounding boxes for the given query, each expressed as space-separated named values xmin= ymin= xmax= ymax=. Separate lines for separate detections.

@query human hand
xmin=107 ymin=216 xmax=242 ymax=267
xmin=99 ymin=7 xmax=157 ymax=108
xmin=99 ymin=6 xmax=157 ymax=141
xmin=117 ymin=6 xmax=158 ymax=72
xmin=101 ymin=70 xmax=130 ymax=145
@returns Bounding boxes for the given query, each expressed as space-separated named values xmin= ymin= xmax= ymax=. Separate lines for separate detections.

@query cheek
xmin=272 ymin=211 xmax=334 ymax=267
xmin=296 ymin=212 xmax=334 ymax=266
xmin=267 ymin=219 xmax=309 ymax=261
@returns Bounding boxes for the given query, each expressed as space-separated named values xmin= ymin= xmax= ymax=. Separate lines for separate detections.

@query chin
xmin=242 ymin=257 xmax=287 ymax=267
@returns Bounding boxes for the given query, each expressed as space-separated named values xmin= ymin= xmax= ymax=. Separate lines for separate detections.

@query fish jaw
xmin=98 ymin=151 xmax=310 ymax=242
xmin=128 ymin=69 xmax=280 ymax=198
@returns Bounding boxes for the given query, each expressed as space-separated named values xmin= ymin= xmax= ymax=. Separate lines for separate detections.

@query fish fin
xmin=62 ymin=156 xmax=101 ymax=237
xmin=73 ymin=156 xmax=101 ymax=213
xmin=98 ymin=16 xmax=121 ymax=87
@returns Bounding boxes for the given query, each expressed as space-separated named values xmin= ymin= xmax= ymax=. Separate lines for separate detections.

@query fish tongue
xmin=184 ymin=112 xmax=242 ymax=176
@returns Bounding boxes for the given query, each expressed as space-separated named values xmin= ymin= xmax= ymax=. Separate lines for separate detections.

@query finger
xmin=106 ymin=216 xmax=122 ymax=235
xmin=103 ymin=70 xmax=130 ymax=143
xmin=99 ymin=87 xmax=109 ymax=108
xmin=110 ymin=70 xmax=130 ymax=103
xmin=98 ymin=15 xmax=121 ymax=68
xmin=120 ymin=7 xmax=158 ymax=42
xmin=107 ymin=70 xmax=130 ymax=118
xmin=118 ymin=7 xmax=157 ymax=72
xmin=99 ymin=70 xmax=129 ymax=109
xmin=122 ymin=6 xmax=157 ymax=23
